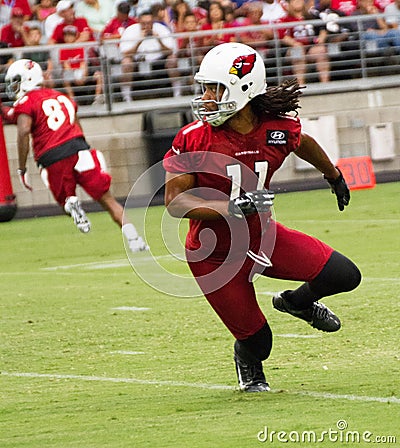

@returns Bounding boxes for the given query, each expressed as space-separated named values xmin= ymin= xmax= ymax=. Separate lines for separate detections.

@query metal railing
xmin=1 ymin=14 xmax=399 ymax=112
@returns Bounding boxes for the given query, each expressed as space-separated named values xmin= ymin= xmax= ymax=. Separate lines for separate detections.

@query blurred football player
xmin=164 ymin=43 xmax=361 ymax=392
xmin=4 ymin=59 xmax=148 ymax=253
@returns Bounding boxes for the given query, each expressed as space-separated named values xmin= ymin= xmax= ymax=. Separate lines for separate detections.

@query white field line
xmin=37 ymin=259 xmax=400 ymax=284
xmin=2 ymin=371 xmax=400 ymax=404
xmin=40 ymin=254 xmax=182 ymax=271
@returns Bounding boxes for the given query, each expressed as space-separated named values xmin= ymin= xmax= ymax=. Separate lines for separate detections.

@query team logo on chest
xmin=267 ymin=130 xmax=288 ymax=145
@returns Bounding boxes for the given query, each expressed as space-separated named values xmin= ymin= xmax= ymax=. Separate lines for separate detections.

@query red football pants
xmin=41 ymin=150 xmax=111 ymax=206
xmin=187 ymin=221 xmax=333 ymax=340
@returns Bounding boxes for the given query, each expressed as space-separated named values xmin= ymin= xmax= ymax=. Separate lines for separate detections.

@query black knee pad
xmin=310 ymin=251 xmax=362 ymax=297
xmin=234 ymin=323 xmax=273 ymax=365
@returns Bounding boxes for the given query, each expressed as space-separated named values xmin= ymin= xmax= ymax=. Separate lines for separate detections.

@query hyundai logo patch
xmin=267 ymin=130 xmax=288 ymax=145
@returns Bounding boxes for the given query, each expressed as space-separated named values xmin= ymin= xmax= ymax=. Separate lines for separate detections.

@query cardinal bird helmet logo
xmin=229 ymin=53 xmax=256 ymax=79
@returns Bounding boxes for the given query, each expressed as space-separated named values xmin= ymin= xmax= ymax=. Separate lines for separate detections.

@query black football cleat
xmin=272 ymin=291 xmax=341 ymax=332
xmin=234 ymin=356 xmax=270 ymax=392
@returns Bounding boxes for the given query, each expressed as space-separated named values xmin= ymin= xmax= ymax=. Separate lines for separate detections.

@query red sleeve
xmin=101 ymin=18 xmax=117 ymax=37
xmin=75 ymin=17 xmax=95 ymax=41
xmin=51 ymin=23 xmax=64 ymax=43
xmin=163 ymin=121 xmax=209 ymax=174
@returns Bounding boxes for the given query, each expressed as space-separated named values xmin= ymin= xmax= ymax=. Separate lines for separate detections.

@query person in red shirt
xmin=101 ymin=1 xmax=137 ymax=40
xmin=4 ymin=59 xmax=148 ymax=252
xmin=0 ymin=7 xmax=30 ymax=49
xmin=59 ymin=25 xmax=88 ymax=99
xmin=278 ymin=0 xmax=331 ymax=84
xmin=163 ymin=43 xmax=361 ymax=392
xmin=199 ymin=1 xmax=236 ymax=54
xmin=59 ymin=25 xmax=104 ymax=104
xmin=48 ymin=0 xmax=95 ymax=44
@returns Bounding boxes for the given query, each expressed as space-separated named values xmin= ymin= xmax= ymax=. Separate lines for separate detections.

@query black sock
xmin=284 ymin=251 xmax=361 ymax=309
xmin=234 ymin=323 xmax=273 ymax=365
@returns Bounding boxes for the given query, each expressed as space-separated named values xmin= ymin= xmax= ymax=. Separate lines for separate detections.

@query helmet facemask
xmin=192 ymin=81 xmax=237 ymax=127
xmin=5 ymin=74 xmax=22 ymax=100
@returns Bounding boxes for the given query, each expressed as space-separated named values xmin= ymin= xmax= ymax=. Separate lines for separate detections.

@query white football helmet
xmin=5 ymin=59 xmax=43 ymax=100
xmin=192 ymin=43 xmax=267 ymax=126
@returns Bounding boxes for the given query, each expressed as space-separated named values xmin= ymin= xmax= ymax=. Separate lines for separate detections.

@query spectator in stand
xmin=278 ymin=0 xmax=331 ymax=84
xmin=101 ymin=1 xmax=137 ymax=39
xmin=309 ymin=0 xmax=351 ymax=53
xmin=32 ymin=0 xmax=56 ymax=22
xmin=48 ymin=0 xmax=95 ymax=44
xmin=384 ymin=0 xmax=400 ymax=28
xmin=75 ymin=0 xmax=115 ymax=38
xmin=170 ymin=0 xmax=192 ymax=32
xmin=0 ymin=0 xmax=32 ymax=26
xmin=22 ymin=23 xmax=54 ymax=87
xmin=167 ymin=12 xmax=201 ymax=96
xmin=59 ymin=25 xmax=88 ymax=99
xmin=101 ymin=1 xmax=136 ymax=74
xmin=119 ymin=10 xmax=176 ymax=102
xmin=260 ymin=0 xmax=287 ymax=23
xmin=191 ymin=0 xmax=208 ymax=26
xmin=199 ymin=1 xmax=236 ymax=54
xmin=59 ymin=25 xmax=104 ymax=104
xmin=150 ymin=2 xmax=173 ymax=30
xmin=43 ymin=2 xmax=64 ymax=40
xmin=351 ymin=0 xmax=400 ymax=54
xmin=235 ymin=2 xmax=273 ymax=58
xmin=0 ymin=7 xmax=31 ymax=65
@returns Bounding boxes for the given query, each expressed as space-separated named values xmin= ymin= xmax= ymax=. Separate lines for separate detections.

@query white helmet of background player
xmin=5 ymin=59 xmax=43 ymax=100
xmin=192 ymin=43 xmax=267 ymax=127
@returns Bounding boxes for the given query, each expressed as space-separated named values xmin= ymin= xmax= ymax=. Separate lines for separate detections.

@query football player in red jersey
xmin=4 ymin=59 xmax=148 ymax=252
xmin=163 ymin=43 xmax=361 ymax=392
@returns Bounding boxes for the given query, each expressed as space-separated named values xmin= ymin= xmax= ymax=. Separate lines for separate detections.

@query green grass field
xmin=1 ymin=183 xmax=399 ymax=448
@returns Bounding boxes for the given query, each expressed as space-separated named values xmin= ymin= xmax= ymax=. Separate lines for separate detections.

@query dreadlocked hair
xmin=251 ymin=78 xmax=304 ymax=117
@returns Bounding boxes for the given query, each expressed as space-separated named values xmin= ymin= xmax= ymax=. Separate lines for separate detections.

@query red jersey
xmin=0 ymin=24 xmax=29 ymax=47
xmin=12 ymin=88 xmax=84 ymax=162
xmin=51 ymin=18 xmax=94 ymax=43
xmin=59 ymin=47 xmax=85 ymax=68
xmin=163 ymin=116 xmax=302 ymax=260
xmin=102 ymin=16 xmax=137 ymax=39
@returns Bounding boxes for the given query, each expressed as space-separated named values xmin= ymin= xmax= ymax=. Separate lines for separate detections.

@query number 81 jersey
xmin=12 ymin=88 xmax=83 ymax=163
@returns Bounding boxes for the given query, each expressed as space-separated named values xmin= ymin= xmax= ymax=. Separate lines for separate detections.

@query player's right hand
xmin=228 ymin=190 xmax=274 ymax=218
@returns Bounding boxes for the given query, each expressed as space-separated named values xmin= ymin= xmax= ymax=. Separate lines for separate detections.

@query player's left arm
xmin=295 ymin=133 xmax=350 ymax=211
